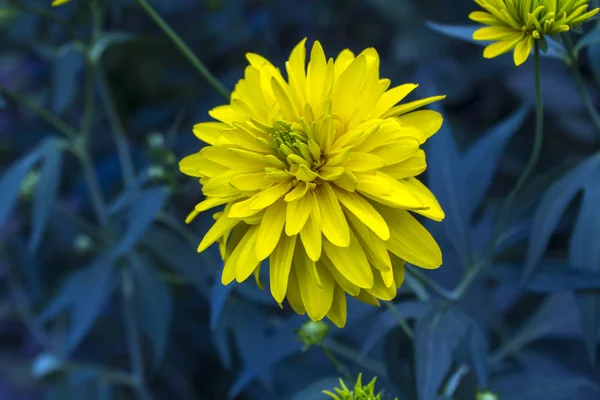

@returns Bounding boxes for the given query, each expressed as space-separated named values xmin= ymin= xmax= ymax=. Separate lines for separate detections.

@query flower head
xmin=180 ymin=39 xmax=445 ymax=327
xmin=323 ymin=374 xmax=396 ymax=400
xmin=470 ymin=0 xmax=600 ymax=65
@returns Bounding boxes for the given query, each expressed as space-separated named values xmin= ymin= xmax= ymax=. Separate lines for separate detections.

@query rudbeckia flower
xmin=180 ymin=39 xmax=445 ymax=327
xmin=470 ymin=0 xmax=599 ymax=65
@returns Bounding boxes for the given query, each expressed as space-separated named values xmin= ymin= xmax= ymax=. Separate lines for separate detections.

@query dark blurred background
xmin=1 ymin=0 xmax=600 ymax=399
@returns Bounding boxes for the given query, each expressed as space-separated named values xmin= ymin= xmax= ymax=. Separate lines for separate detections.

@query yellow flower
xmin=180 ymin=39 xmax=445 ymax=327
xmin=51 ymin=0 xmax=73 ymax=6
xmin=470 ymin=0 xmax=600 ymax=65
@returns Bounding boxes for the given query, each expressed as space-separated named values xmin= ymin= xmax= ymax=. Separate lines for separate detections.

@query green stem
xmin=96 ymin=66 xmax=136 ymax=188
xmin=76 ymin=151 xmax=109 ymax=227
xmin=383 ymin=302 xmax=414 ymax=339
xmin=326 ymin=340 xmax=388 ymax=379
xmin=452 ymin=41 xmax=545 ymax=297
xmin=122 ymin=269 xmax=154 ymax=400
xmin=0 ymin=87 xmax=78 ymax=139
xmin=563 ymin=34 xmax=600 ymax=139
xmin=134 ymin=0 xmax=230 ymax=99
xmin=319 ymin=344 xmax=352 ymax=382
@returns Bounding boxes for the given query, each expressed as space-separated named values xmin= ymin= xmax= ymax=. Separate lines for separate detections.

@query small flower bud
xmin=477 ymin=391 xmax=499 ymax=400
xmin=147 ymin=165 xmax=166 ymax=180
xmin=19 ymin=171 xmax=40 ymax=198
xmin=73 ymin=234 xmax=93 ymax=253
xmin=297 ymin=320 xmax=329 ymax=349
xmin=147 ymin=132 xmax=165 ymax=149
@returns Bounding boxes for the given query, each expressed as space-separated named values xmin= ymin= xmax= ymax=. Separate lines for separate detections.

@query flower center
xmin=268 ymin=120 xmax=323 ymax=171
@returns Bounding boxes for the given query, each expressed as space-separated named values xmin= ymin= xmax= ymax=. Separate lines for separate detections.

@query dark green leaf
xmin=210 ymin=283 xmax=233 ymax=330
xmin=491 ymin=262 xmax=600 ymax=292
xmin=89 ymin=32 xmax=137 ymax=64
xmin=114 ymin=186 xmax=170 ymax=257
xmin=0 ymin=140 xmax=49 ymax=231
xmin=52 ymin=43 xmax=84 ymax=113
xmin=464 ymin=105 xmax=530 ymax=212
xmin=523 ymin=154 xmax=600 ymax=283
xmin=415 ymin=306 xmax=470 ymax=400
xmin=575 ymin=27 xmax=600 ymax=52
xmin=569 ymin=178 xmax=600 ymax=363
xmin=65 ymin=253 xmax=116 ymax=354
xmin=29 ymin=138 xmax=64 ymax=253
xmin=130 ymin=253 xmax=173 ymax=369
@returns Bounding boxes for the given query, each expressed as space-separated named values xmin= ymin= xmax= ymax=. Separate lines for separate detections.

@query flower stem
xmin=134 ymin=0 xmax=230 ymax=100
xmin=122 ymin=269 xmax=154 ymax=400
xmin=96 ymin=66 xmax=136 ymax=188
xmin=563 ymin=33 xmax=600 ymax=139
xmin=319 ymin=344 xmax=352 ymax=382
xmin=0 ymin=87 xmax=78 ymax=139
xmin=452 ymin=42 xmax=545 ymax=297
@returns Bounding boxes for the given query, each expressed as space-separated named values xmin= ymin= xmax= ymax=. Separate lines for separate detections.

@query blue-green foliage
xmin=1 ymin=0 xmax=600 ymax=399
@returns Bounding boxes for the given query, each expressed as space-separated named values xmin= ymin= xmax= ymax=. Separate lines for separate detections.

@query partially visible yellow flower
xmin=470 ymin=0 xmax=600 ymax=65
xmin=323 ymin=374 xmax=397 ymax=400
xmin=52 ymin=0 xmax=73 ymax=6
xmin=180 ymin=39 xmax=445 ymax=327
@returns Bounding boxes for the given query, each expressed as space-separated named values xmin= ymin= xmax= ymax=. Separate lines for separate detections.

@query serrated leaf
xmin=464 ymin=105 xmax=530 ymax=212
xmin=427 ymin=102 xmax=470 ymax=263
xmin=52 ymin=43 xmax=84 ymax=113
xmin=210 ymin=283 xmax=233 ymax=330
xmin=65 ymin=253 xmax=116 ymax=354
xmin=569 ymin=178 xmax=600 ymax=363
xmin=415 ymin=306 xmax=470 ymax=400
xmin=0 ymin=140 xmax=49 ymax=231
xmin=130 ymin=254 xmax=173 ymax=369
xmin=89 ymin=32 xmax=137 ymax=63
xmin=29 ymin=139 xmax=64 ymax=253
xmin=289 ymin=377 xmax=342 ymax=400
xmin=575 ymin=26 xmax=600 ymax=52
xmin=114 ymin=186 xmax=170 ymax=257
xmin=523 ymin=154 xmax=600 ymax=283
xmin=426 ymin=21 xmax=569 ymax=62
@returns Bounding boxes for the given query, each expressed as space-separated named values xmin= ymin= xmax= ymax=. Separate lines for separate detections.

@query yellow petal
xmin=403 ymin=177 xmax=445 ymax=222
xmin=285 ymin=193 xmax=313 ymax=236
xmin=208 ymin=105 xmax=238 ymax=125
xmin=323 ymin=232 xmax=374 ymax=289
xmin=286 ymin=265 xmax=306 ymax=315
xmin=332 ymin=54 xmax=367 ymax=120
xmin=378 ymin=207 xmax=442 ymax=270
xmin=353 ymin=290 xmax=380 ymax=307
xmin=326 ymin=285 xmax=347 ymax=328
xmin=285 ymin=38 xmax=308 ymax=111
xmin=197 ymin=205 xmax=240 ymax=252
xmin=235 ymin=226 xmax=260 ymax=282
xmin=221 ymin=225 xmax=253 ymax=284
xmin=380 ymin=150 xmax=427 ymax=179
xmin=221 ymin=127 xmax=267 ymax=153
xmin=346 ymin=212 xmax=392 ymax=272
xmin=300 ymin=194 xmax=322 ymax=261
xmin=192 ymin=122 xmax=229 ymax=145
xmin=250 ymin=181 xmax=293 ymax=210
xmin=333 ymin=187 xmax=390 ymax=240
xmin=269 ymin=234 xmax=297 ymax=303
xmin=296 ymin=259 xmax=335 ymax=321
xmin=343 ymin=152 xmax=386 ymax=172
xmin=356 ymin=172 xmax=424 ymax=209
xmin=396 ymin=110 xmax=444 ymax=144
xmin=321 ymin=253 xmax=360 ymax=296
xmin=365 ymin=269 xmax=397 ymax=301
xmin=229 ymin=197 xmax=263 ymax=219
xmin=370 ymin=138 xmax=420 ymax=166
xmin=513 ymin=36 xmax=534 ymax=66
xmin=334 ymin=49 xmax=355 ymax=79
xmin=256 ymin=199 xmax=287 ymax=261
xmin=306 ymin=41 xmax=327 ymax=113
xmin=473 ymin=26 xmax=523 ymax=40
xmin=317 ymin=183 xmax=350 ymax=247
xmin=381 ymin=95 xmax=446 ymax=119
xmin=371 ymin=84 xmax=418 ymax=118
xmin=230 ymin=172 xmax=271 ymax=191
xmin=483 ymin=36 xmax=523 ymax=59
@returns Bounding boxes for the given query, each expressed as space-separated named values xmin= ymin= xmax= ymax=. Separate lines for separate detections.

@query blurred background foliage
xmin=1 ymin=0 xmax=600 ymax=399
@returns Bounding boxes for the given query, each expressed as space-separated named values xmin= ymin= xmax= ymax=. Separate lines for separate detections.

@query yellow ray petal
xmin=371 ymin=84 xmax=418 ymax=118
xmin=197 ymin=206 xmax=240 ymax=252
xmin=296 ymin=259 xmax=335 ymax=321
xmin=403 ymin=177 xmax=445 ymax=222
xmin=300 ymin=193 xmax=322 ymax=261
xmin=250 ymin=181 xmax=294 ymax=210
xmin=269 ymin=234 xmax=297 ymax=303
xmin=345 ymin=211 xmax=392 ymax=272
xmin=326 ymin=285 xmax=347 ymax=328
xmin=286 ymin=265 xmax=306 ymax=315
xmin=234 ymin=225 xmax=260 ymax=282
xmin=317 ymin=183 xmax=350 ymax=247
xmin=396 ymin=110 xmax=444 ymax=144
xmin=380 ymin=150 xmax=427 ymax=179
xmin=256 ymin=199 xmax=287 ymax=261
xmin=285 ymin=193 xmax=313 ymax=236
xmin=333 ymin=187 xmax=390 ymax=240
xmin=323 ymin=232 xmax=374 ymax=289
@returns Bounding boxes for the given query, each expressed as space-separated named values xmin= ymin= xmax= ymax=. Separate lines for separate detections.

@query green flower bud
xmin=147 ymin=132 xmax=165 ymax=149
xmin=297 ymin=320 xmax=329 ymax=349
xmin=477 ymin=390 xmax=499 ymax=400
xmin=147 ymin=165 xmax=166 ymax=180
xmin=73 ymin=234 xmax=93 ymax=253
xmin=323 ymin=373 xmax=396 ymax=400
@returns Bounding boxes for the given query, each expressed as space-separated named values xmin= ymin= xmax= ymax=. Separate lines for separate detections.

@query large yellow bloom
xmin=180 ymin=39 xmax=445 ymax=327
xmin=470 ymin=0 xmax=599 ymax=65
